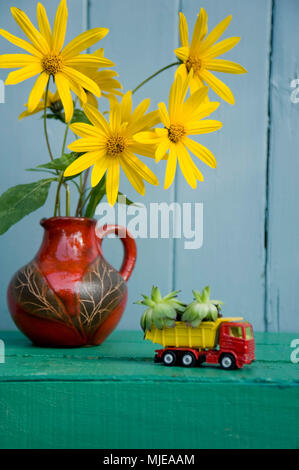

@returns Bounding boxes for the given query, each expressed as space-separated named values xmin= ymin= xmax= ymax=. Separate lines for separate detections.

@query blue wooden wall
xmin=0 ymin=0 xmax=298 ymax=332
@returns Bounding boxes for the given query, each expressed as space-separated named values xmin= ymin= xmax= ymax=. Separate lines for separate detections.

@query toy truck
xmin=145 ymin=317 xmax=255 ymax=369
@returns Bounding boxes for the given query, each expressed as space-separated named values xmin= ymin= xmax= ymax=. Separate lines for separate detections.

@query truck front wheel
xmin=162 ymin=351 xmax=176 ymax=366
xmin=220 ymin=353 xmax=236 ymax=370
xmin=181 ymin=352 xmax=196 ymax=367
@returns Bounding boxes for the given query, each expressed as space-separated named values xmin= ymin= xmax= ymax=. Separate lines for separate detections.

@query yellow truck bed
xmin=145 ymin=318 xmax=243 ymax=349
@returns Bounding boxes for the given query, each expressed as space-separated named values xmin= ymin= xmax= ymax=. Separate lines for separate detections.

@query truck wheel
xmin=181 ymin=352 xmax=196 ymax=367
xmin=162 ymin=351 xmax=176 ymax=366
xmin=220 ymin=353 xmax=236 ymax=370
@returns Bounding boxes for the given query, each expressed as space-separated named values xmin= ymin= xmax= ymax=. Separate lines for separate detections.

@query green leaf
xmin=117 ymin=193 xmax=136 ymax=206
xmin=71 ymin=109 xmax=91 ymax=125
xmin=42 ymin=113 xmax=65 ymax=123
xmin=26 ymin=168 xmax=57 ymax=175
xmin=0 ymin=179 xmax=55 ymax=235
xmin=28 ymin=153 xmax=79 ymax=172
xmin=84 ymin=176 xmax=106 ymax=218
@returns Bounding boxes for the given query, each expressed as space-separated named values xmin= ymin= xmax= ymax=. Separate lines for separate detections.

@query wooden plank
xmin=88 ymin=0 xmax=180 ymax=329
xmin=174 ymin=0 xmax=272 ymax=332
xmin=0 ymin=381 xmax=298 ymax=449
xmin=0 ymin=0 xmax=86 ymax=330
xmin=0 ymin=331 xmax=298 ymax=383
xmin=265 ymin=0 xmax=299 ymax=332
xmin=0 ymin=331 xmax=298 ymax=449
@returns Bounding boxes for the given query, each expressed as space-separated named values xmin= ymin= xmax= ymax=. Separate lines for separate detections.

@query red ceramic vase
xmin=7 ymin=217 xmax=137 ymax=347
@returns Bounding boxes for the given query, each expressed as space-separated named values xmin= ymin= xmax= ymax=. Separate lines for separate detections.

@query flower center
xmin=42 ymin=54 xmax=63 ymax=75
xmin=168 ymin=124 xmax=185 ymax=143
xmin=106 ymin=134 xmax=126 ymax=156
xmin=186 ymin=56 xmax=202 ymax=74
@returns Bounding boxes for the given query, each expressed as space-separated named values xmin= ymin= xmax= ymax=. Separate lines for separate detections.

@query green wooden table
xmin=0 ymin=330 xmax=298 ymax=449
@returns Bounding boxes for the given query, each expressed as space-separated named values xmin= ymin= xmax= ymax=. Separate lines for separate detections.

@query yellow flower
xmin=77 ymin=49 xmax=123 ymax=108
xmin=0 ymin=0 xmax=114 ymax=122
xmin=19 ymin=89 xmax=61 ymax=120
xmin=174 ymin=9 xmax=247 ymax=104
xmin=135 ymin=74 xmax=222 ymax=190
xmin=64 ymin=92 xmax=160 ymax=206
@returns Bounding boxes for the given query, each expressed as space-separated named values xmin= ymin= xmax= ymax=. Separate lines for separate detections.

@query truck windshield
xmin=229 ymin=327 xmax=243 ymax=338
xmin=245 ymin=327 xmax=253 ymax=339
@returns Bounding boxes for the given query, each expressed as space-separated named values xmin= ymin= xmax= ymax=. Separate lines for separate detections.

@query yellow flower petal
xmin=203 ymin=37 xmax=240 ymax=59
xmin=130 ymin=98 xmax=150 ymax=123
xmin=200 ymin=69 xmax=234 ymax=104
xmin=175 ymin=63 xmax=188 ymax=81
xmin=106 ymin=159 xmax=120 ymax=205
xmin=63 ymin=66 xmax=101 ymax=97
xmin=64 ymin=54 xmax=114 ymax=68
xmin=52 ymin=0 xmax=68 ymax=53
xmin=85 ymin=92 xmax=98 ymax=108
xmin=129 ymin=110 xmax=160 ymax=135
xmin=83 ymin=104 xmax=110 ymax=134
xmin=10 ymin=7 xmax=49 ymax=55
xmin=66 ymin=75 xmax=87 ymax=104
xmin=185 ymin=119 xmax=222 ymax=135
xmin=169 ymin=74 xmax=183 ymax=120
xmin=183 ymin=137 xmax=217 ymax=168
xmin=124 ymin=150 xmax=158 ymax=186
xmin=158 ymin=102 xmax=170 ymax=128
xmin=19 ymin=102 xmax=44 ymax=120
xmin=134 ymin=131 xmax=160 ymax=145
xmin=5 ymin=64 xmax=42 ymax=85
xmin=0 ymin=28 xmax=42 ymax=57
xmin=91 ymin=157 xmax=108 ymax=186
xmin=55 ymin=73 xmax=73 ymax=122
xmin=190 ymin=8 xmax=208 ymax=53
xmin=184 ymin=101 xmax=219 ymax=122
xmin=177 ymin=143 xmax=197 ymax=189
xmin=62 ymin=28 xmax=109 ymax=59
xmin=120 ymin=91 xmax=132 ymax=123
xmin=68 ymin=137 xmax=104 ymax=152
xmin=182 ymin=86 xmax=209 ymax=114
xmin=155 ymin=128 xmax=168 ymax=137
xmin=0 ymin=54 xmax=40 ymax=68
xmin=155 ymin=140 xmax=170 ymax=163
xmin=178 ymin=144 xmax=204 ymax=182
xmin=174 ymin=46 xmax=189 ymax=62
xmin=130 ymin=142 xmax=157 ymax=159
xmin=200 ymin=15 xmax=232 ymax=53
xmin=70 ymin=122 xmax=100 ymax=138
xmin=179 ymin=12 xmax=189 ymax=47
xmin=109 ymin=101 xmax=122 ymax=132
xmin=205 ymin=59 xmax=247 ymax=74
xmin=64 ymin=150 xmax=104 ymax=177
xmin=120 ymin=156 xmax=145 ymax=196
xmin=36 ymin=3 xmax=52 ymax=47
xmin=164 ymin=146 xmax=177 ymax=190
xmin=27 ymin=72 xmax=48 ymax=112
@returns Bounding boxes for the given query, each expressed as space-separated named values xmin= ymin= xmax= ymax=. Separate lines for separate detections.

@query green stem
xmin=54 ymin=173 xmax=64 ymax=217
xmin=65 ymin=183 xmax=70 ymax=216
xmin=132 ymin=62 xmax=181 ymax=94
xmin=43 ymin=76 xmax=55 ymax=162
xmin=61 ymin=124 xmax=69 ymax=156
xmin=75 ymin=168 xmax=90 ymax=217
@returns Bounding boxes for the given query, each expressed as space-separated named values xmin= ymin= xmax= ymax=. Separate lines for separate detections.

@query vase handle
xmin=95 ymin=224 xmax=137 ymax=282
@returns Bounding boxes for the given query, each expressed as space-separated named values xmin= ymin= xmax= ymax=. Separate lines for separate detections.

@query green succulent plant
xmin=136 ymin=286 xmax=186 ymax=332
xmin=181 ymin=286 xmax=224 ymax=328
